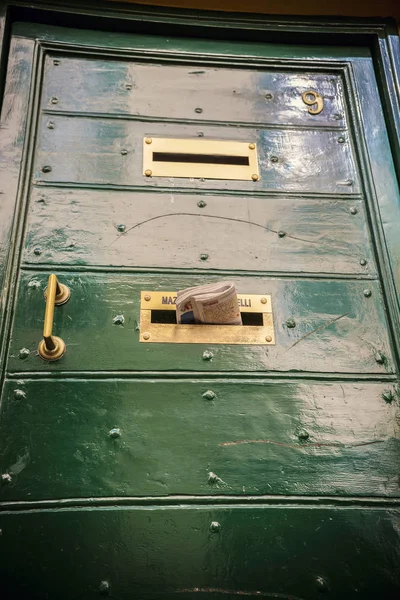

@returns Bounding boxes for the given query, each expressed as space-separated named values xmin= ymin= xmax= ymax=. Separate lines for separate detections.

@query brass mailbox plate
xmin=140 ymin=292 xmax=274 ymax=345
xmin=143 ymin=138 xmax=259 ymax=181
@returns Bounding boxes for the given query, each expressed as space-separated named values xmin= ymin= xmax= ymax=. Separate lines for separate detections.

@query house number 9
xmin=302 ymin=90 xmax=324 ymax=115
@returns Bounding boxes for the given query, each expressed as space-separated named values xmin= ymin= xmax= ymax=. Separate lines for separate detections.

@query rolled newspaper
xmin=176 ymin=282 xmax=242 ymax=325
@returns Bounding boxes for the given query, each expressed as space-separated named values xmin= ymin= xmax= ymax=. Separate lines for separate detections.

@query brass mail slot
xmin=139 ymin=292 xmax=275 ymax=345
xmin=143 ymin=138 xmax=259 ymax=181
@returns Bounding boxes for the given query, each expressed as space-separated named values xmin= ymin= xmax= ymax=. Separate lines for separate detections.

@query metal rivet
xmin=1 ymin=474 xmax=12 ymax=484
xmin=202 ymin=390 xmax=216 ymax=401
xmin=197 ymin=199 xmax=207 ymax=208
xmin=144 ymin=294 xmax=151 ymax=301
xmin=53 ymin=59 xmax=60 ymax=66
xmin=210 ymin=521 xmax=221 ymax=533
xmin=382 ymin=390 xmax=394 ymax=404
xmin=200 ymin=253 xmax=209 ymax=261
xmin=265 ymin=93 xmax=273 ymax=99
xmin=28 ymin=279 xmax=41 ymax=288
xmin=297 ymin=429 xmax=310 ymax=441
xmin=363 ymin=289 xmax=372 ymax=297
xmin=47 ymin=121 xmax=55 ymax=129
xmin=249 ymin=143 xmax=256 ymax=150
xmin=117 ymin=224 xmax=126 ymax=233
xmin=19 ymin=348 xmax=30 ymax=359
xmin=315 ymin=576 xmax=328 ymax=591
xmin=285 ymin=318 xmax=296 ymax=328
xmin=143 ymin=332 xmax=150 ymax=341
xmin=109 ymin=428 xmax=121 ymax=439
xmin=112 ymin=314 xmax=124 ymax=325
xmin=195 ymin=107 xmax=203 ymax=113
xmin=350 ymin=206 xmax=358 ymax=215
xmin=145 ymin=169 xmax=152 ymax=177
xmin=270 ymin=156 xmax=279 ymax=163
xmin=203 ymin=350 xmax=213 ymax=361
xmin=42 ymin=165 xmax=52 ymax=173
xmin=338 ymin=136 xmax=346 ymax=144
xmin=265 ymin=335 xmax=272 ymax=342
xmin=50 ymin=96 xmax=59 ymax=104
xmin=278 ymin=230 xmax=286 ymax=238
xmin=251 ymin=174 xmax=259 ymax=181
xmin=14 ymin=389 xmax=26 ymax=400
xmin=208 ymin=471 xmax=220 ymax=484
xmin=360 ymin=258 xmax=367 ymax=266
xmin=145 ymin=138 xmax=152 ymax=144
xmin=120 ymin=149 xmax=128 ymax=155
xmin=375 ymin=351 xmax=385 ymax=365
xmin=33 ymin=247 xmax=42 ymax=255
xmin=261 ymin=297 xmax=268 ymax=304
xmin=99 ymin=581 xmax=110 ymax=596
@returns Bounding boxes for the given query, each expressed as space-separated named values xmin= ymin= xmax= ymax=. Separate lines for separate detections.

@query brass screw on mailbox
xmin=38 ymin=274 xmax=70 ymax=361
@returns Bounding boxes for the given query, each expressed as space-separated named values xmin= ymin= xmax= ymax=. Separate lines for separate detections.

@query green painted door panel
xmin=1 ymin=20 xmax=400 ymax=599
xmin=41 ymin=53 xmax=347 ymax=128
xmin=0 ymin=379 xmax=398 ymax=500
xmin=24 ymin=188 xmax=376 ymax=276
xmin=8 ymin=271 xmax=393 ymax=373
xmin=0 ymin=506 xmax=399 ymax=599
xmin=34 ymin=116 xmax=360 ymax=194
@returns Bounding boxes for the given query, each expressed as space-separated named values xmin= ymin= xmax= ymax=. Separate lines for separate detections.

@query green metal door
xmin=0 ymin=21 xmax=400 ymax=599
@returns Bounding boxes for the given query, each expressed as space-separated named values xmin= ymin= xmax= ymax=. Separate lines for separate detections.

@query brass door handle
xmin=38 ymin=274 xmax=70 ymax=361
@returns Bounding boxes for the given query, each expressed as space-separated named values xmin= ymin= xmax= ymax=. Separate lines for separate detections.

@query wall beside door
xmin=110 ymin=0 xmax=400 ymax=20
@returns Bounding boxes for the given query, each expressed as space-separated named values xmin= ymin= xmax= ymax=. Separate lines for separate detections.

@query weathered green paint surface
xmin=0 ymin=379 xmax=399 ymax=500
xmin=9 ymin=271 xmax=394 ymax=373
xmin=1 ymin=11 xmax=400 ymax=599
xmin=1 ymin=506 xmax=400 ymax=599
xmin=35 ymin=116 xmax=359 ymax=194
xmin=26 ymin=188 xmax=376 ymax=275
xmin=0 ymin=35 xmax=34 ymax=336
xmin=41 ymin=54 xmax=348 ymax=126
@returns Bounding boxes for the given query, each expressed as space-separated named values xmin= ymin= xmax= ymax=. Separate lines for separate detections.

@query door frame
xmin=1 ymin=0 xmax=400 ymax=365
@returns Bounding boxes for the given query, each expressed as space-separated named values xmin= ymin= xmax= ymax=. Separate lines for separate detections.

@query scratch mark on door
xmin=176 ymin=588 xmax=306 ymax=600
xmin=284 ymin=313 xmax=348 ymax=352
xmin=109 ymin=213 xmax=320 ymax=246
xmin=219 ymin=439 xmax=386 ymax=450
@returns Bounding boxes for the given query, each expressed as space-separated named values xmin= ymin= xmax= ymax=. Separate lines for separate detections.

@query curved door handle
xmin=38 ymin=274 xmax=70 ymax=361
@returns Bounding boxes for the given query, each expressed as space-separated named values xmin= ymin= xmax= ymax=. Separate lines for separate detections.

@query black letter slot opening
xmin=151 ymin=310 xmax=263 ymax=326
xmin=152 ymin=152 xmax=250 ymax=166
